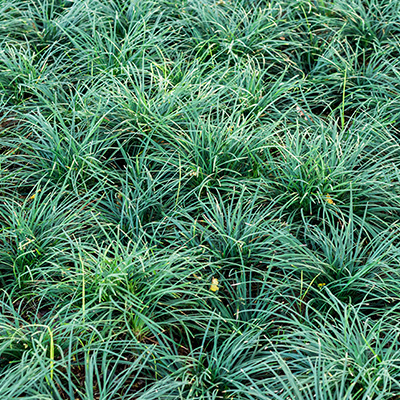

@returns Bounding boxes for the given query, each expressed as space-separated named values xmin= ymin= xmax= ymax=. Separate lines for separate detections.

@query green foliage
xmin=1 ymin=0 xmax=400 ymax=398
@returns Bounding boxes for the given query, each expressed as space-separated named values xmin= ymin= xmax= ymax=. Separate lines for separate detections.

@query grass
xmin=1 ymin=0 xmax=400 ymax=399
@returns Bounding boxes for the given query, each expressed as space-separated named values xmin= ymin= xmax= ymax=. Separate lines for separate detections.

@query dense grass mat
xmin=1 ymin=0 xmax=400 ymax=398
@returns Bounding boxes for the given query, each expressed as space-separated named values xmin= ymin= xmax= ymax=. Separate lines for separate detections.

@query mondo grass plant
xmin=2 ymin=0 xmax=400 ymax=399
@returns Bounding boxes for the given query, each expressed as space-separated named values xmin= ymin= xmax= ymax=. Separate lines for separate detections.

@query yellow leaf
xmin=29 ymin=189 xmax=41 ymax=201
xmin=325 ymin=194 xmax=335 ymax=205
xmin=210 ymin=277 xmax=219 ymax=292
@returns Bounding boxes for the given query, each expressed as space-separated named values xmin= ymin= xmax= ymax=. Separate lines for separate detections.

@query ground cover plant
xmin=2 ymin=0 xmax=400 ymax=398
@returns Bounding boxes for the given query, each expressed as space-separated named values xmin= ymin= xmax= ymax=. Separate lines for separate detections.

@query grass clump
xmin=2 ymin=0 xmax=400 ymax=399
